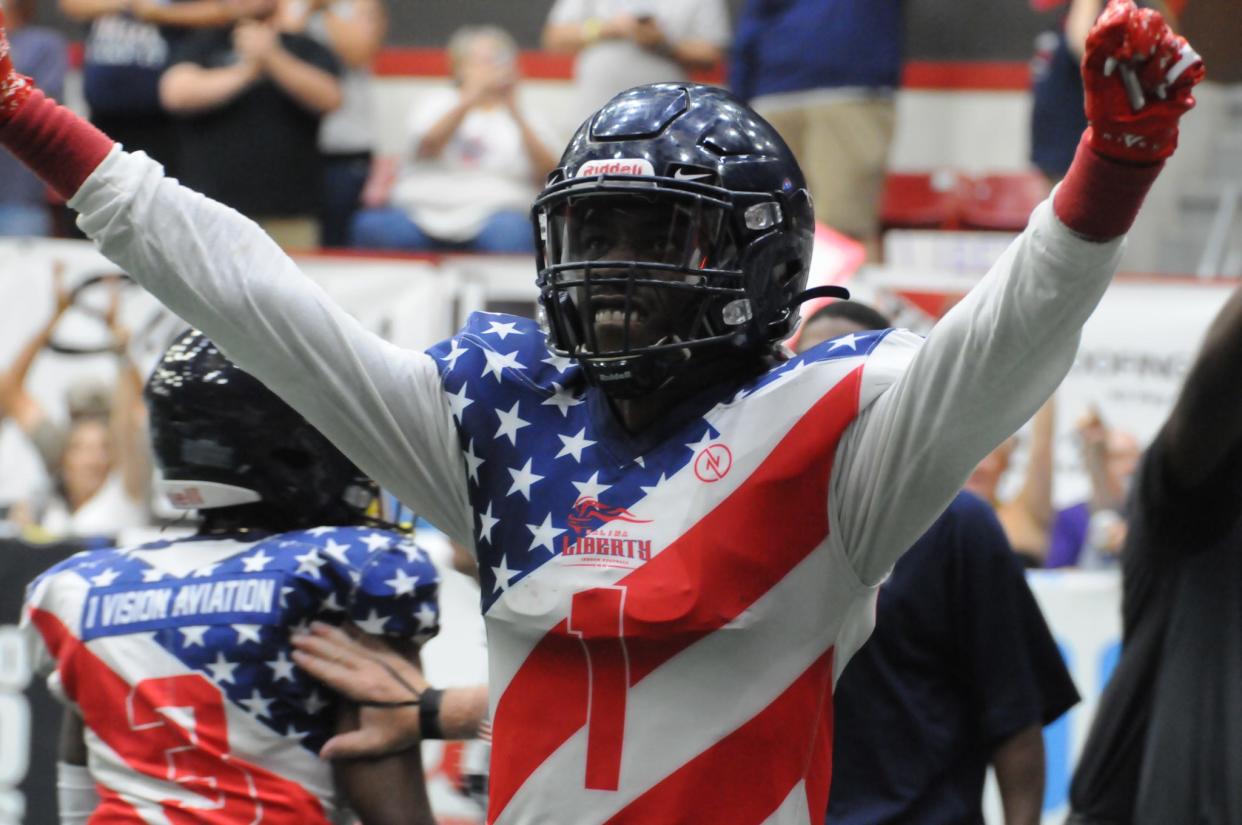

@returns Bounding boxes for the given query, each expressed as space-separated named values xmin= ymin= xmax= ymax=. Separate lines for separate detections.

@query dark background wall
xmin=36 ymin=0 xmax=1064 ymax=62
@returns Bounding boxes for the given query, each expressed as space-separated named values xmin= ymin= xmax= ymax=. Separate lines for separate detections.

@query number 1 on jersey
xmin=567 ymin=586 xmax=629 ymax=791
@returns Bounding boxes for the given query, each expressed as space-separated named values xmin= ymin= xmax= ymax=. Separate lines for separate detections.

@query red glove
xmin=0 ymin=4 xmax=35 ymax=123
xmin=1082 ymin=0 xmax=1205 ymax=164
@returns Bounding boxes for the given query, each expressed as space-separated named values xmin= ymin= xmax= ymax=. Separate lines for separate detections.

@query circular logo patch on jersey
xmin=694 ymin=444 xmax=733 ymax=483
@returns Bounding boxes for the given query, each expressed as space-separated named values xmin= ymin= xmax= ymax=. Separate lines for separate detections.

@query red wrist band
xmin=1053 ymin=133 xmax=1163 ymax=241
xmin=0 ymin=88 xmax=115 ymax=200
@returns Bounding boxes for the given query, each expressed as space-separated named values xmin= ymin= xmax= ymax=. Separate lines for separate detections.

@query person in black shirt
xmin=159 ymin=0 xmax=341 ymax=248
xmin=800 ymin=302 xmax=1080 ymax=825
xmin=1067 ymin=285 xmax=1242 ymax=825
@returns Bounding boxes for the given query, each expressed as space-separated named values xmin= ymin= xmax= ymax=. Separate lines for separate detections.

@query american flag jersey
xmin=70 ymin=149 xmax=1123 ymax=824
xmin=22 ymin=526 xmax=440 ymax=823
xmin=427 ymin=313 xmax=918 ymax=825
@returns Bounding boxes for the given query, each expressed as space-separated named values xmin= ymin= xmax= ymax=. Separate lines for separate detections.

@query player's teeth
xmin=595 ymin=309 xmax=638 ymax=325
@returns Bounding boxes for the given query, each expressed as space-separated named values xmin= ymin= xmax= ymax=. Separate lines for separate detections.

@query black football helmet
xmin=144 ymin=329 xmax=373 ymax=529
xmin=533 ymin=82 xmax=846 ymax=397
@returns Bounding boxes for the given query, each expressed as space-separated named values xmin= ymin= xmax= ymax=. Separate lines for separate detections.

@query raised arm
xmin=236 ymin=21 xmax=342 ymax=114
xmin=103 ymin=284 xmax=149 ymax=503
xmin=0 ymin=15 xmax=473 ymax=545
xmin=504 ymin=92 xmax=558 ymax=183
xmin=160 ymin=59 xmax=261 ymax=114
xmin=318 ymin=0 xmax=387 ymax=69
xmin=0 ymin=264 xmax=71 ymax=434
xmin=996 ymin=397 xmax=1057 ymax=561
xmin=131 ymin=0 xmax=236 ymax=29
xmin=830 ymin=0 xmax=1203 ymax=584
xmin=542 ymin=14 xmax=638 ymax=53
xmin=57 ymin=0 xmax=127 ymax=22
xmin=632 ymin=19 xmax=723 ymax=72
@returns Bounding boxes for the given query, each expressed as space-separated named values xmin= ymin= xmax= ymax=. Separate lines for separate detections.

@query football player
xmin=0 ymin=2 xmax=1204 ymax=822
xmin=23 ymin=329 xmax=441 ymax=824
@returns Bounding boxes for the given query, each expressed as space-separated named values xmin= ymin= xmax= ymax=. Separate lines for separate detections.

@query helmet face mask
xmin=540 ymin=185 xmax=743 ymax=360
xmin=533 ymin=83 xmax=817 ymax=398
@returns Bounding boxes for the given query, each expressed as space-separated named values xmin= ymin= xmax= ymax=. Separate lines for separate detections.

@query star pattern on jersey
xmin=556 ymin=427 xmax=595 ymax=462
xmin=542 ymin=382 xmax=583 ymax=417
xmin=440 ymin=339 xmax=468 ymax=371
xmin=508 ymin=459 xmax=544 ymax=501
xmin=384 ymin=568 xmax=420 ymax=595
xmin=464 ymin=439 xmax=485 ymax=482
xmin=268 ymin=650 xmax=297 ymax=682
xmin=491 ymin=554 xmax=517 ymax=594
xmin=241 ymin=549 xmax=274 ymax=572
xmin=484 ymin=320 xmax=523 ymax=340
xmin=482 ymin=348 xmax=525 ymax=383
xmin=446 ymin=383 xmax=473 ymax=421
xmin=526 ymin=514 xmax=567 ymax=554
xmin=37 ymin=526 xmax=442 ymax=759
xmin=478 ymin=503 xmax=499 ymax=545
xmin=207 ymin=652 xmax=239 ymax=683
xmin=91 ymin=567 xmax=120 ymax=587
xmin=425 ymin=314 xmax=741 ymax=611
xmin=354 ymin=609 xmax=389 ymax=635
xmin=495 ymin=401 xmax=531 ymax=446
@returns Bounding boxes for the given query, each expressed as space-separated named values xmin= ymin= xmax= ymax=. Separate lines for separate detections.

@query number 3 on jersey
xmin=129 ymin=674 xmax=264 ymax=822
xmin=567 ymin=586 xmax=629 ymax=791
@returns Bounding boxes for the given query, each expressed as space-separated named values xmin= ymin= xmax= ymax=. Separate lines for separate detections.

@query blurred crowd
xmin=0 ymin=0 xmax=1209 ymax=250
xmin=0 ymin=0 xmax=1212 ymax=558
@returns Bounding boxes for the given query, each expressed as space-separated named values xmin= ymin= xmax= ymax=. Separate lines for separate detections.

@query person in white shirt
xmin=543 ymin=0 xmax=731 ymax=132
xmin=350 ymin=25 xmax=558 ymax=254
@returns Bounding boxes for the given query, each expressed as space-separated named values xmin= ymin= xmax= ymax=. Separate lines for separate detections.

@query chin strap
xmin=790 ymin=285 xmax=851 ymax=308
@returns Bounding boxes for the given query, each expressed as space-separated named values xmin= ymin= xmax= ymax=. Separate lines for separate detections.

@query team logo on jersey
xmin=576 ymin=158 xmax=655 ymax=178
xmin=693 ymin=443 xmax=733 ymax=482
xmin=560 ymin=497 xmax=653 ymax=566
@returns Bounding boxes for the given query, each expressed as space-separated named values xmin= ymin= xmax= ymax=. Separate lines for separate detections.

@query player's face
xmin=60 ymin=418 xmax=113 ymax=506
xmin=547 ymin=194 xmax=730 ymax=355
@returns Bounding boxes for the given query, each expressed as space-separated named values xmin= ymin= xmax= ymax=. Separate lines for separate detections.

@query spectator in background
xmin=963 ymin=398 xmax=1057 ymax=566
xmin=798 ymin=302 xmax=1078 ymax=825
xmin=160 ymin=0 xmax=342 ymax=249
xmin=1030 ymin=0 xmax=1176 ymax=182
xmin=1067 ymin=282 xmax=1242 ymax=825
xmin=1045 ymin=407 xmax=1140 ymax=568
xmin=0 ymin=0 xmax=65 ymax=236
xmin=0 ymin=269 xmax=148 ymax=542
xmin=350 ymin=25 xmax=556 ymax=254
xmin=283 ymin=0 xmax=387 ymax=248
xmin=542 ymin=0 xmax=730 ymax=130
xmin=60 ymin=0 xmax=238 ymax=177
xmin=731 ymin=0 xmax=903 ymax=261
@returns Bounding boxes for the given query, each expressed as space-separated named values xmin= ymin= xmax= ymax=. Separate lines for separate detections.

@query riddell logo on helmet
xmin=168 ymin=486 xmax=206 ymax=507
xmin=576 ymin=159 xmax=655 ymax=178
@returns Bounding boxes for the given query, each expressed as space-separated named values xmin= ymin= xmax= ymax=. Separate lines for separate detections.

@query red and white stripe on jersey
xmin=28 ymin=607 xmax=334 ymax=824
xmin=484 ymin=343 xmax=906 ymax=825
